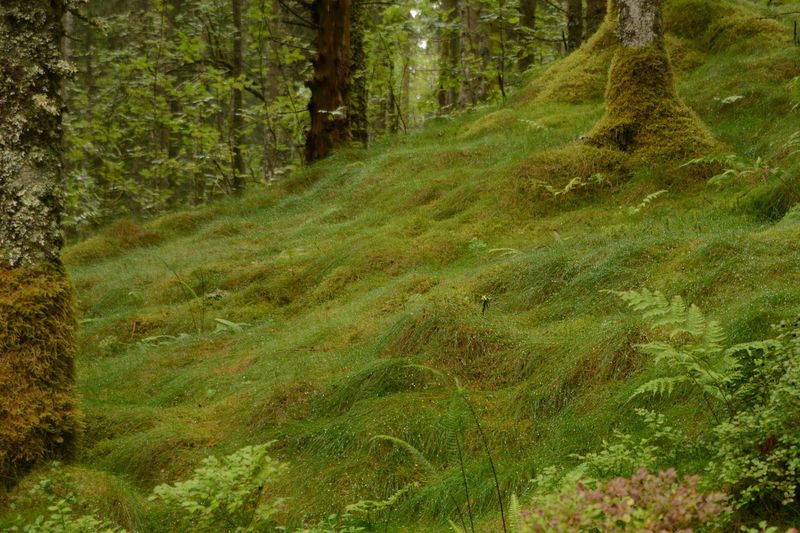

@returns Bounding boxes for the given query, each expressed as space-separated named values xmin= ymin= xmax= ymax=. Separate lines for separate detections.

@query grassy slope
xmin=3 ymin=1 xmax=800 ymax=530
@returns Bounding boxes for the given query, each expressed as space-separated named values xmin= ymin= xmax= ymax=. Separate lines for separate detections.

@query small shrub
xmin=708 ymin=319 xmax=800 ymax=508
xmin=10 ymin=472 xmax=126 ymax=533
xmin=149 ymin=444 xmax=286 ymax=532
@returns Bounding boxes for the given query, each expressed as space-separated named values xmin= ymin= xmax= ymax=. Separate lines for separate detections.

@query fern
xmin=630 ymin=376 xmax=691 ymax=400
xmin=610 ymin=289 xmax=734 ymax=418
xmin=539 ymin=173 xmax=608 ymax=197
xmin=508 ymin=494 xmax=525 ymax=533
xmin=628 ymin=190 xmax=667 ymax=215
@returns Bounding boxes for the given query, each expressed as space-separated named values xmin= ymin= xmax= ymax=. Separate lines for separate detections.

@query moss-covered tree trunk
xmin=305 ymin=0 xmax=353 ymax=162
xmin=0 ymin=0 xmax=79 ymax=483
xmin=230 ymin=0 xmax=245 ymax=193
xmin=349 ymin=0 xmax=369 ymax=147
xmin=585 ymin=0 xmax=716 ymax=161
xmin=517 ymin=0 xmax=537 ymax=70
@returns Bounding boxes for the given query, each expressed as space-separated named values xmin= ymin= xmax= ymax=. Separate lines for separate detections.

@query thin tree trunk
xmin=438 ymin=0 xmax=461 ymax=112
xmin=518 ymin=0 xmax=537 ymax=70
xmin=349 ymin=0 xmax=369 ymax=146
xmin=305 ymin=0 xmax=353 ymax=162
xmin=231 ymin=0 xmax=245 ymax=192
xmin=0 ymin=0 xmax=79 ymax=482
xmin=566 ymin=0 xmax=583 ymax=52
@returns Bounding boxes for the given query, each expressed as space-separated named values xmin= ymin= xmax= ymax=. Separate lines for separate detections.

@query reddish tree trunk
xmin=305 ymin=0 xmax=353 ymax=162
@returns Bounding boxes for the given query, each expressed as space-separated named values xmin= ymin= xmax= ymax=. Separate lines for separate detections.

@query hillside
xmin=3 ymin=0 xmax=800 ymax=530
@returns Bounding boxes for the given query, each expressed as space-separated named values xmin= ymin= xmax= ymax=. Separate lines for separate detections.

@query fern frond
xmin=649 ymin=295 xmax=687 ymax=326
xmin=372 ymin=435 xmax=438 ymax=476
xmin=449 ymin=519 xmax=466 ymax=533
xmin=628 ymin=190 xmax=668 ymax=215
xmin=683 ymin=304 xmax=707 ymax=338
xmin=700 ymin=320 xmax=727 ymax=352
xmin=638 ymin=343 xmax=696 ymax=368
xmin=630 ymin=376 xmax=691 ymax=401
xmin=608 ymin=288 xmax=670 ymax=317
xmin=725 ymin=340 xmax=783 ymax=358
xmin=509 ymin=494 xmax=524 ymax=533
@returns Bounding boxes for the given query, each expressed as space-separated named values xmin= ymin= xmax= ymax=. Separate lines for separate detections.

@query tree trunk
xmin=617 ymin=0 xmax=661 ymax=48
xmin=586 ymin=0 xmax=607 ymax=37
xmin=566 ymin=0 xmax=583 ymax=52
xmin=230 ymin=0 xmax=245 ymax=192
xmin=437 ymin=0 xmax=461 ymax=112
xmin=518 ymin=0 xmax=537 ymax=70
xmin=0 ymin=0 xmax=79 ymax=483
xmin=349 ymin=0 xmax=369 ymax=146
xmin=585 ymin=0 xmax=716 ymax=162
xmin=305 ymin=0 xmax=353 ymax=162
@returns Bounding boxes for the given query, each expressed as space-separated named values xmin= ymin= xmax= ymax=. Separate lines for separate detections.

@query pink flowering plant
xmin=519 ymin=468 xmax=729 ymax=532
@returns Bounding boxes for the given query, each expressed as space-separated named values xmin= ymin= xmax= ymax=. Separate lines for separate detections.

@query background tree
xmin=586 ymin=0 xmax=607 ymax=37
xmin=305 ymin=0 xmax=353 ymax=161
xmin=565 ymin=0 xmax=583 ymax=52
xmin=0 ymin=0 xmax=80 ymax=482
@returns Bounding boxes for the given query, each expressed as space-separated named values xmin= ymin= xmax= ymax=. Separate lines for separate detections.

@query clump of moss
xmin=382 ymin=299 xmax=514 ymax=387
xmin=663 ymin=0 xmax=733 ymax=41
xmin=585 ymin=43 xmax=718 ymax=164
xmin=64 ymin=220 xmax=161 ymax=265
xmin=706 ymin=14 xmax=788 ymax=53
xmin=0 ymin=263 xmax=80 ymax=483
xmin=147 ymin=208 xmax=217 ymax=237
xmin=515 ymin=144 xmax=628 ymax=200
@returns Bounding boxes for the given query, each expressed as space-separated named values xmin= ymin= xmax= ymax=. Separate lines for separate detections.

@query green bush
xmin=709 ymin=318 xmax=800 ymax=508
xmin=149 ymin=444 xmax=286 ymax=532
xmin=10 ymin=474 xmax=126 ymax=533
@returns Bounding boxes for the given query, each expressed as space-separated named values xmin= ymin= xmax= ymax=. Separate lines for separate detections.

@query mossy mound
xmin=0 ymin=263 xmax=79 ymax=483
xmin=515 ymin=144 xmax=628 ymax=200
xmin=527 ymin=15 xmax=619 ymax=104
xmin=663 ymin=0 xmax=735 ymax=41
xmin=585 ymin=43 xmax=718 ymax=164
xmin=382 ymin=300 xmax=515 ymax=388
xmin=64 ymin=220 xmax=161 ymax=266
xmin=706 ymin=13 xmax=788 ymax=52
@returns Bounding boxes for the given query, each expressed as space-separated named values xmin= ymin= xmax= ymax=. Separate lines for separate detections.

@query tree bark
xmin=586 ymin=0 xmax=607 ymax=37
xmin=230 ymin=0 xmax=245 ymax=192
xmin=566 ymin=0 xmax=583 ymax=52
xmin=0 ymin=0 xmax=78 ymax=482
xmin=305 ymin=0 xmax=353 ymax=162
xmin=617 ymin=0 xmax=662 ymax=48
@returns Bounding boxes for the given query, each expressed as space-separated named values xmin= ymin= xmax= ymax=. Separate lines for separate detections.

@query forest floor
xmin=3 ymin=0 xmax=800 ymax=530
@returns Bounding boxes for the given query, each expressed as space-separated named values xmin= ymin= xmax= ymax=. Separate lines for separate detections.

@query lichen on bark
xmin=617 ymin=0 xmax=662 ymax=48
xmin=0 ymin=2 xmax=75 ymax=268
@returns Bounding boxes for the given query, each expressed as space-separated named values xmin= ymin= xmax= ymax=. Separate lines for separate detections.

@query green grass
xmin=3 ymin=1 xmax=800 ymax=530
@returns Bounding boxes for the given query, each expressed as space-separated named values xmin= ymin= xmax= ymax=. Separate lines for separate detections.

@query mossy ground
xmin=2 ymin=0 xmax=800 ymax=530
